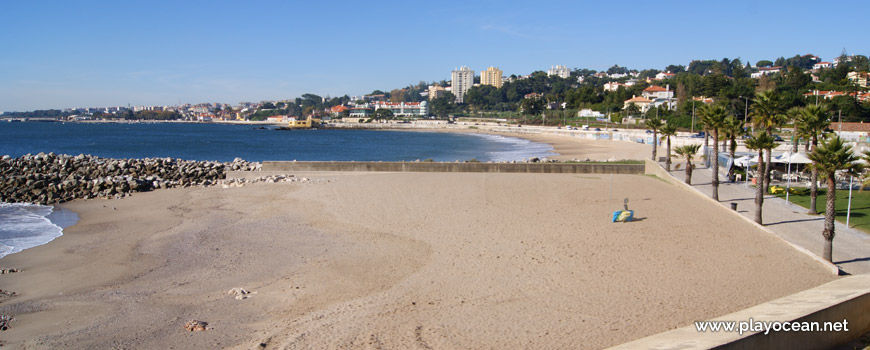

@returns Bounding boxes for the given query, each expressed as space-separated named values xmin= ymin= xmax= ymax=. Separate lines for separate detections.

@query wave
xmin=466 ymin=133 xmax=557 ymax=162
xmin=0 ymin=203 xmax=77 ymax=259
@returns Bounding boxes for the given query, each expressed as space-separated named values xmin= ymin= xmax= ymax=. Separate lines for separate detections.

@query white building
xmin=603 ymin=82 xmax=625 ymax=92
xmin=750 ymin=66 xmax=782 ymax=78
xmin=655 ymin=72 xmax=675 ymax=80
xmin=547 ymin=65 xmax=570 ymax=79
xmin=374 ymin=101 xmax=428 ymax=117
xmin=813 ymin=62 xmax=832 ymax=70
xmin=349 ymin=101 xmax=428 ymax=118
xmin=451 ymin=66 xmax=474 ymax=103
xmin=578 ymin=109 xmax=604 ymax=118
xmin=641 ymin=85 xmax=673 ymax=100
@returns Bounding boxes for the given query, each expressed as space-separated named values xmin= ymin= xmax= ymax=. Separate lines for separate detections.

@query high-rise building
xmin=480 ymin=66 xmax=503 ymax=88
xmin=451 ymin=66 xmax=474 ymax=103
xmin=548 ymin=65 xmax=570 ymax=79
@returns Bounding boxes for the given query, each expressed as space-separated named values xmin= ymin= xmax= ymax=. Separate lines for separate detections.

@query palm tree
xmin=798 ymin=105 xmax=832 ymax=215
xmin=722 ymin=116 xmax=745 ymax=181
xmin=751 ymin=89 xmax=786 ymax=193
xmin=700 ymin=104 xmax=729 ymax=201
xmin=786 ymin=106 xmax=803 ymax=154
xmin=808 ymin=136 xmax=862 ymax=262
xmin=745 ymin=132 xmax=777 ymax=225
xmin=660 ymin=123 xmax=678 ymax=171
xmin=674 ymin=144 xmax=701 ymax=185
xmin=645 ymin=116 xmax=664 ymax=161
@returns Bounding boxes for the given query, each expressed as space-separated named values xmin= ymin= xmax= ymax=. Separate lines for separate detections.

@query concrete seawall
xmin=608 ymin=274 xmax=870 ymax=350
xmin=261 ymin=161 xmax=646 ymax=174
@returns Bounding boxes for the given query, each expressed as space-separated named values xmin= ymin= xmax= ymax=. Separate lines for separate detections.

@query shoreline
xmin=364 ymin=124 xmax=653 ymax=161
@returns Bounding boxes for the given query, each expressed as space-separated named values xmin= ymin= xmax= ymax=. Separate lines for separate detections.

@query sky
xmin=2 ymin=0 xmax=868 ymax=112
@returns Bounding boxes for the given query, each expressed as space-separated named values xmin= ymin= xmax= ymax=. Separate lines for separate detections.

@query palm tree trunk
xmin=809 ymin=137 xmax=819 ymax=215
xmin=729 ymin=139 xmax=736 ymax=182
xmin=704 ymin=132 xmax=710 ymax=167
xmin=755 ymin=150 xmax=765 ymax=225
xmin=665 ymin=137 xmax=672 ymax=171
xmin=685 ymin=161 xmax=692 ymax=185
xmin=810 ymin=170 xmax=819 ymax=214
xmin=711 ymin=130 xmax=720 ymax=201
xmin=651 ymin=131 xmax=657 ymax=161
xmin=763 ymin=148 xmax=772 ymax=193
xmin=823 ymin=175 xmax=837 ymax=262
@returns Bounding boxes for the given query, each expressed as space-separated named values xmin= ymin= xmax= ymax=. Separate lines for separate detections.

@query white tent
xmin=771 ymin=152 xmax=812 ymax=164
xmin=733 ymin=155 xmax=758 ymax=167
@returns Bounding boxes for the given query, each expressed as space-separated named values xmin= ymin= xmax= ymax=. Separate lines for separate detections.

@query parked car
xmin=690 ymin=131 xmax=706 ymax=138
xmin=773 ymin=135 xmax=784 ymax=142
xmin=594 ymin=128 xmax=601 ymax=131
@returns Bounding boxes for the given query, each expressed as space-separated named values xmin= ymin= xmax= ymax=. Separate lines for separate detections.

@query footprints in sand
xmin=0 ymin=268 xmax=20 ymax=303
xmin=414 ymin=325 xmax=434 ymax=350
xmin=0 ymin=268 xmax=20 ymax=333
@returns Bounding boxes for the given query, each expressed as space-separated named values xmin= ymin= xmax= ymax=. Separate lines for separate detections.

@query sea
xmin=0 ymin=121 xmax=556 ymax=258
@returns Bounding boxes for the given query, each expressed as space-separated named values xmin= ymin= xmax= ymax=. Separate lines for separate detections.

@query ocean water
xmin=0 ymin=122 xmax=555 ymax=162
xmin=0 ymin=122 xmax=556 ymax=258
xmin=0 ymin=203 xmax=78 ymax=258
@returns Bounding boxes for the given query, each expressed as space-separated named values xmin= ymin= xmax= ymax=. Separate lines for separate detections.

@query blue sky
xmin=2 ymin=0 xmax=868 ymax=112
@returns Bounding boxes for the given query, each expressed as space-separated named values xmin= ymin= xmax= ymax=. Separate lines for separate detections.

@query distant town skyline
xmin=2 ymin=0 xmax=868 ymax=112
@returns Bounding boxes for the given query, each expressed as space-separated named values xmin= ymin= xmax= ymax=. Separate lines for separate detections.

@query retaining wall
xmin=261 ymin=161 xmax=646 ymax=174
xmin=608 ymin=274 xmax=870 ymax=350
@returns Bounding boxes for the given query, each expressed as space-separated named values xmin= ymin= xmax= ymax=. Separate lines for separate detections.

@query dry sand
xmin=423 ymin=127 xmax=653 ymax=161
xmin=498 ymin=131 xmax=651 ymax=161
xmin=0 ymin=170 xmax=835 ymax=349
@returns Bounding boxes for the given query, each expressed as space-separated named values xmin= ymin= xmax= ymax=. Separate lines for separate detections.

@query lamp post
xmin=691 ymin=100 xmax=696 ymax=133
xmin=741 ymin=96 xmax=750 ymax=133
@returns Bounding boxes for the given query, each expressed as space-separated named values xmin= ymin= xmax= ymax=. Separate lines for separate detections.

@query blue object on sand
xmin=612 ymin=210 xmax=634 ymax=222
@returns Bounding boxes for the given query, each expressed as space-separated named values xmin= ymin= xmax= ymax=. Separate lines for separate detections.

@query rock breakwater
xmin=0 ymin=153 xmax=261 ymax=204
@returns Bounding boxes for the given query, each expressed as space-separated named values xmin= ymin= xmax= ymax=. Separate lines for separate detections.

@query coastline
xmin=0 ymin=170 xmax=836 ymax=348
xmin=362 ymin=123 xmax=653 ymax=162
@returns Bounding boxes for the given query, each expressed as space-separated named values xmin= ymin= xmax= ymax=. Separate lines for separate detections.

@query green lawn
xmin=773 ymin=188 xmax=870 ymax=233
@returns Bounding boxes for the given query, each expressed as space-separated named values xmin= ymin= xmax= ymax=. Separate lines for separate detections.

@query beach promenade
xmin=665 ymin=163 xmax=870 ymax=275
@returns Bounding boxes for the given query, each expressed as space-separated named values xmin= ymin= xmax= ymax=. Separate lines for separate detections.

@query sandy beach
xmin=0 ymin=140 xmax=837 ymax=349
xmin=413 ymin=126 xmax=654 ymax=162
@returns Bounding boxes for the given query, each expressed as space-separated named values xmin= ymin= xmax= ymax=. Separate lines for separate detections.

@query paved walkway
xmin=663 ymin=163 xmax=870 ymax=275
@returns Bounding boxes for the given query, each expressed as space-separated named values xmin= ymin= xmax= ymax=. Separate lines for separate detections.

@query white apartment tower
xmin=451 ymin=66 xmax=475 ymax=103
xmin=548 ymin=65 xmax=570 ymax=79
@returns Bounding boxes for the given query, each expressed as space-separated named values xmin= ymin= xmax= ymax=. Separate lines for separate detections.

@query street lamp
xmin=741 ymin=96 xmax=751 ymax=133
xmin=691 ymin=100 xmax=696 ymax=133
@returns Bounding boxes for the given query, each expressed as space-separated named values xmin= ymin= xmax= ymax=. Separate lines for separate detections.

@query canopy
xmin=733 ymin=155 xmax=758 ymax=167
xmin=771 ymin=152 xmax=812 ymax=164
